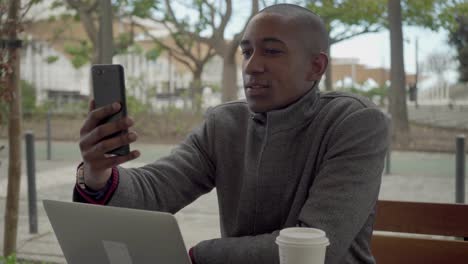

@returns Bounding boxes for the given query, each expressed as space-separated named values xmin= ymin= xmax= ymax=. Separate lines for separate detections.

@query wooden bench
xmin=372 ymin=200 xmax=468 ymax=264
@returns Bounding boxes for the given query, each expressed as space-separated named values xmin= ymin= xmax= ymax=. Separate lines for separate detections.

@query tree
xmin=62 ymin=0 xmax=114 ymax=65
xmin=306 ymin=0 xmax=452 ymax=91
xmin=98 ymin=0 xmax=114 ymax=64
xmin=388 ymin=0 xmax=409 ymax=144
xmin=306 ymin=0 xmax=461 ymax=141
xmin=307 ymin=0 xmax=386 ymax=91
xmin=125 ymin=0 xmax=259 ymax=104
xmin=122 ymin=0 xmax=217 ymax=111
xmin=445 ymin=2 xmax=468 ymax=83
xmin=386 ymin=0 xmax=465 ymax=141
xmin=1 ymin=0 xmax=22 ymax=257
xmin=425 ymin=51 xmax=453 ymax=94
xmin=205 ymin=0 xmax=259 ymax=102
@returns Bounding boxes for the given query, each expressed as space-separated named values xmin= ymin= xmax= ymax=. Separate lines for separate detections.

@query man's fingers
xmin=88 ymin=99 xmax=96 ymax=112
xmin=88 ymin=150 xmax=141 ymax=171
xmin=80 ymin=99 xmax=97 ymax=137
xmin=79 ymin=117 xmax=134 ymax=151
xmin=81 ymin=130 xmax=137 ymax=161
xmin=91 ymin=131 xmax=138 ymax=156
xmin=80 ymin=102 xmax=121 ymax=136
xmin=106 ymin=150 xmax=141 ymax=167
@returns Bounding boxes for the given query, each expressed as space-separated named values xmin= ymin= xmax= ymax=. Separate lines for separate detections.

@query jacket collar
xmin=250 ymin=83 xmax=321 ymax=133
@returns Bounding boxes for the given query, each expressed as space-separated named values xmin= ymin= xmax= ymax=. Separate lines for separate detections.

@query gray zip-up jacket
xmin=100 ymin=88 xmax=390 ymax=263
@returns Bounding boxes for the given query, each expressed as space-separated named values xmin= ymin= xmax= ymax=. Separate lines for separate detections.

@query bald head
xmin=255 ymin=4 xmax=329 ymax=54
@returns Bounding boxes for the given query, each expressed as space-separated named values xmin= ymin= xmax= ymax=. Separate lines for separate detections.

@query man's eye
xmin=265 ymin=49 xmax=282 ymax=55
xmin=241 ymin=50 xmax=253 ymax=58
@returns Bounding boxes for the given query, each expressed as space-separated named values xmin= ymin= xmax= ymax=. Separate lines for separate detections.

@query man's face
xmin=241 ymin=13 xmax=315 ymax=113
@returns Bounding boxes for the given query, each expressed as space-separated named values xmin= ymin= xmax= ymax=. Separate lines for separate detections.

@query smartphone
xmin=91 ymin=64 xmax=130 ymax=156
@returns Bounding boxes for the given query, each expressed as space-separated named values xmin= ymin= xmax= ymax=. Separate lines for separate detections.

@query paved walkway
xmin=0 ymin=156 xmax=467 ymax=263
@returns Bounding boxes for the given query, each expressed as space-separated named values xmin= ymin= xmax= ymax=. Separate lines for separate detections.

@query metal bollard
xmin=25 ymin=131 xmax=38 ymax=234
xmin=385 ymin=151 xmax=391 ymax=175
xmin=47 ymin=110 xmax=51 ymax=160
xmin=456 ymin=135 xmax=465 ymax=204
xmin=385 ymin=113 xmax=392 ymax=175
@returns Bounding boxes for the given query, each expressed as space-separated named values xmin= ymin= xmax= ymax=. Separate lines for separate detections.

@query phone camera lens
xmin=95 ymin=69 xmax=104 ymax=76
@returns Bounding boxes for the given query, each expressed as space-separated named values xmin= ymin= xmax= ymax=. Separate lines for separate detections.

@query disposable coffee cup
xmin=276 ymin=227 xmax=330 ymax=264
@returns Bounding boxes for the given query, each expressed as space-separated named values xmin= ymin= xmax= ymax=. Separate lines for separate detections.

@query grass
xmin=0 ymin=254 xmax=54 ymax=264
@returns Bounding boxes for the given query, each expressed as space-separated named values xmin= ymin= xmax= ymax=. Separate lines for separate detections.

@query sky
xmin=328 ymin=26 xmax=459 ymax=89
xmin=224 ymin=1 xmax=457 ymax=73
xmin=330 ymin=26 xmax=455 ymax=75
xmin=28 ymin=0 xmax=459 ymax=88
xmin=223 ymin=1 xmax=459 ymax=89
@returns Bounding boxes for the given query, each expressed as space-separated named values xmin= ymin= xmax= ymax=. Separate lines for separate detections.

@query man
xmin=74 ymin=4 xmax=389 ymax=264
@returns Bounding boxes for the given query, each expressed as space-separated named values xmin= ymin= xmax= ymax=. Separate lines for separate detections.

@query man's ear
xmin=306 ymin=52 xmax=329 ymax=81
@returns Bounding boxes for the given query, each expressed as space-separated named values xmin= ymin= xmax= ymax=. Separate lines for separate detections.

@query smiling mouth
xmin=246 ymin=86 xmax=269 ymax=96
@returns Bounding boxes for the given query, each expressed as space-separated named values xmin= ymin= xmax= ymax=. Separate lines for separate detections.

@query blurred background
xmin=0 ymin=0 xmax=467 ymax=263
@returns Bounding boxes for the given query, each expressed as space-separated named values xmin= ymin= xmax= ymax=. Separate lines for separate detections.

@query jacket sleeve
xmin=297 ymin=107 xmax=389 ymax=263
xmin=193 ymin=231 xmax=280 ymax=264
xmin=106 ymin=112 xmax=217 ymax=214
xmin=191 ymin=107 xmax=389 ymax=264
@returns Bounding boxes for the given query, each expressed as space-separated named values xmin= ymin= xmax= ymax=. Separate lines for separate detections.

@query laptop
xmin=43 ymin=200 xmax=192 ymax=264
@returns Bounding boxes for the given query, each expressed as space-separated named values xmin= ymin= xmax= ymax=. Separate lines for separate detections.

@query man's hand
xmin=79 ymin=100 xmax=140 ymax=190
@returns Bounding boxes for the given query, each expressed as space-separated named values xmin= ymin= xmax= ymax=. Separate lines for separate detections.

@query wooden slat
xmin=374 ymin=200 xmax=468 ymax=237
xmin=372 ymin=234 xmax=468 ymax=264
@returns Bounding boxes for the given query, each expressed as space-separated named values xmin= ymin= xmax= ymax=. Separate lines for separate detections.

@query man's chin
xmin=247 ymin=101 xmax=271 ymax=113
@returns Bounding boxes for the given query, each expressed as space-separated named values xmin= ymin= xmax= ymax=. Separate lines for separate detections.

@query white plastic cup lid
xmin=276 ymin=227 xmax=330 ymax=247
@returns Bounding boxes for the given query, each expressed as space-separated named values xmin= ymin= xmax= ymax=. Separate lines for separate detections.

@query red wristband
xmin=189 ymin=247 xmax=196 ymax=264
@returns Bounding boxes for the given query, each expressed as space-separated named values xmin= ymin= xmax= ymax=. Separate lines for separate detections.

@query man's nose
xmin=243 ymin=53 xmax=265 ymax=75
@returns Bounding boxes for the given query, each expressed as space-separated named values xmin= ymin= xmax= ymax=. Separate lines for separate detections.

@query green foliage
xmin=0 ymin=80 xmax=37 ymax=124
xmin=127 ymin=43 xmax=144 ymax=55
xmin=127 ymin=95 xmax=151 ymax=115
xmin=44 ymin=55 xmax=59 ymax=64
xmin=306 ymin=0 xmax=464 ymax=44
xmin=34 ymin=100 xmax=55 ymax=115
xmin=115 ymin=0 xmax=161 ymax=18
xmin=21 ymin=80 xmax=36 ymax=114
xmin=58 ymin=101 xmax=88 ymax=114
xmin=50 ymin=0 xmax=65 ymax=9
xmin=131 ymin=0 xmax=160 ymax=18
xmin=307 ymin=0 xmax=386 ymax=43
xmin=400 ymin=0 xmax=440 ymax=30
xmin=0 ymin=253 xmax=53 ymax=263
xmin=444 ymin=2 xmax=468 ymax=82
xmin=145 ymin=45 xmax=162 ymax=61
xmin=0 ymin=253 xmax=17 ymax=264
xmin=114 ymin=33 xmax=133 ymax=54
xmin=313 ymin=0 xmax=386 ymax=26
xmin=30 ymin=99 xmax=87 ymax=116
xmin=206 ymin=83 xmax=221 ymax=93
xmin=450 ymin=17 xmax=468 ymax=83
xmin=64 ymin=41 xmax=92 ymax=68
xmin=439 ymin=1 xmax=468 ymax=32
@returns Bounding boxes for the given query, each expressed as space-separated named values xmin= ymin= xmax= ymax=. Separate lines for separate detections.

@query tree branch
xmin=85 ymin=0 xmax=99 ymax=13
xmin=65 ymin=0 xmax=98 ymax=45
xmin=142 ymin=17 xmax=192 ymax=57
xmin=331 ymin=26 xmax=382 ymax=44
xmin=170 ymin=52 xmax=195 ymax=73
xmin=230 ymin=0 xmax=259 ymax=55
xmin=219 ymin=0 xmax=232 ymax=36
xmin=147 ymin=13 xmax=215 ymax=54
xmin=65 ymin=0 xmax=79 ymax=9
xmin=201 ymin=0 xmax=217 ymax=30
xmin=133 ymin=22 xmax=186 ymax=58
xmin=19 ymin=0 xmax=35 ymax=21
xmin=164 ymin=0 xmax=188 ymax=34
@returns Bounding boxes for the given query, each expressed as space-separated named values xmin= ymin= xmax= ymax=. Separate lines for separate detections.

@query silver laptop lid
xmin=43 ymin=200 xmax=191 ymax=264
